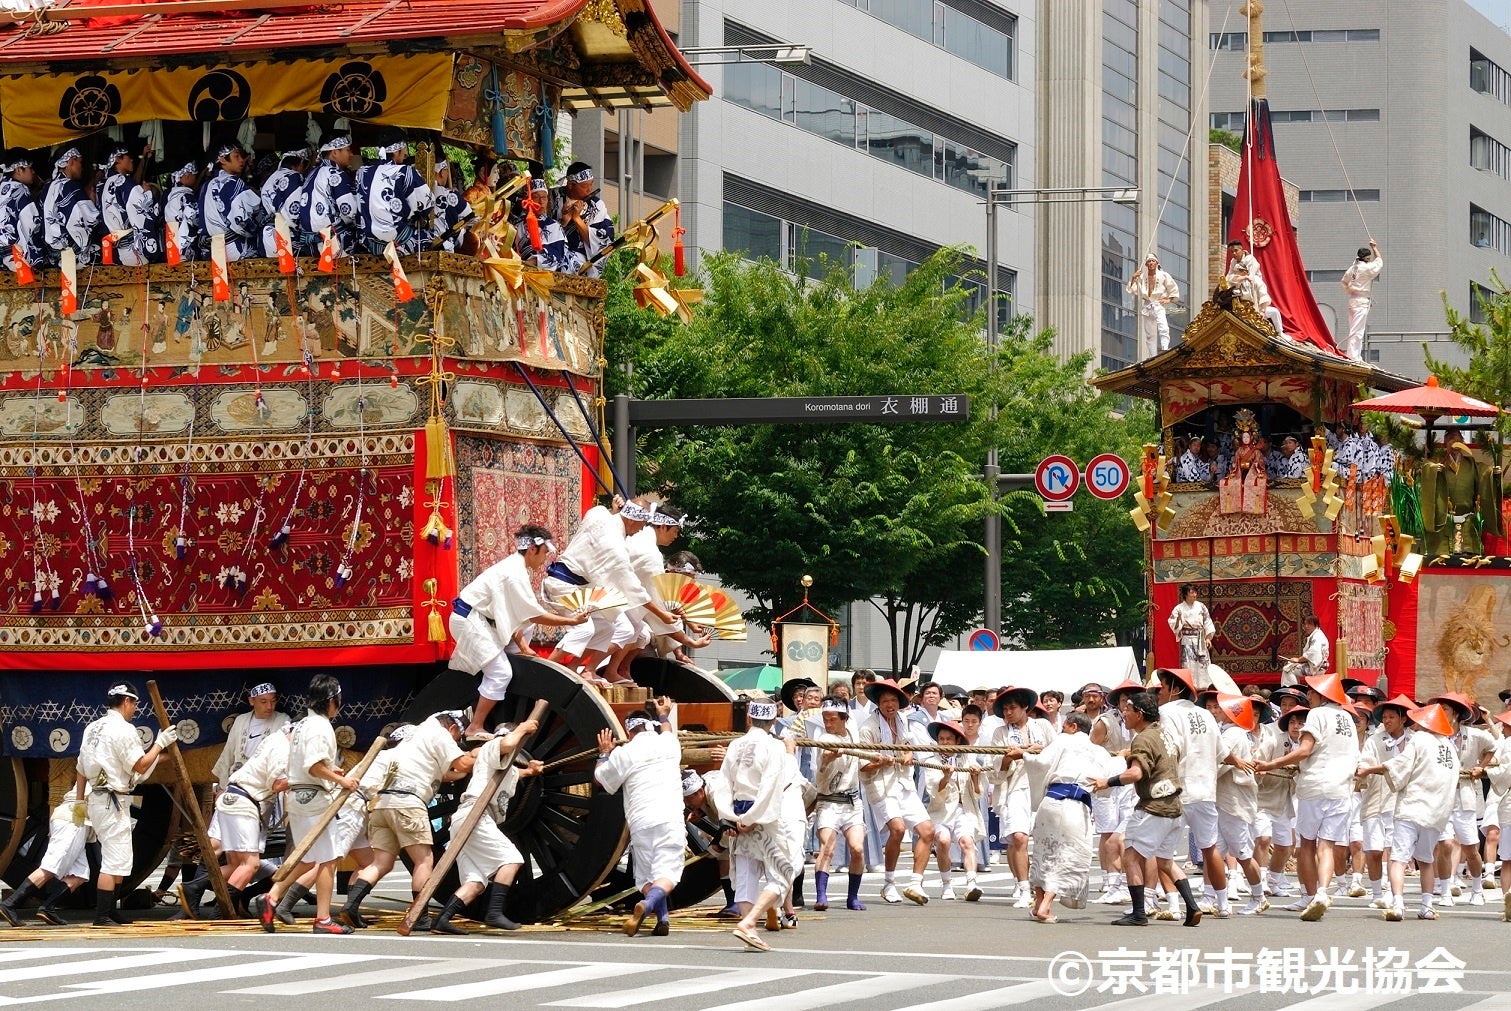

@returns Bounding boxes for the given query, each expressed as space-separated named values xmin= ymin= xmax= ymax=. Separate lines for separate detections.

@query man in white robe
xmin=451 ymin=525 xmax=587 ymax=740
xmin=723 ymin=699 xmax=801 ymax=950
xmin=1340 ymin=240 xmax=1382 ymax=361
xmin=859 ymin=680 xmax=935 ymax=906
xmin=990 ymin=686 xmax=1051 ymax=907
xmin=595 ymin=704 xmax=686 ymax=937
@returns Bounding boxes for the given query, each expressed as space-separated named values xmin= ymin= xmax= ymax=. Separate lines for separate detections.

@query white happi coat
xmin=1383 ymin=730 xmax=1459 ymax=831
xmin=449 ymin=552 xmax=547 ymax=673
xmin=371 ymin=717 xmax=464 ymax=812
xmin=625 ymin=526 xmax=678 ymax=635
xmin=212 ymin=709 xmax=292 ymax=789
xmin=552 ymin=506 xmax=650 ymax=608
xmin=594 ymin=726 xmax=684 ymax=833
xmin=215 ymin=726 xmax=291 ymax=823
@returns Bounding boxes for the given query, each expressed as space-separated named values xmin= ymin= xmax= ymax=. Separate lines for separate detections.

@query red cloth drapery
xmin=1228 ymin=98 xmax=1340 ymax=356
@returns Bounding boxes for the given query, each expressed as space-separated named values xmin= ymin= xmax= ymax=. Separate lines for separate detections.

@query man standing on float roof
xmin=1340 ymin=240 xmax=1382 ymax=362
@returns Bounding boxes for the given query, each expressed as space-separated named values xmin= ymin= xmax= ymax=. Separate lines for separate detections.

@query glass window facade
xmin=724 ymin=59 xmax=1014 ymax=199
xmin=841 ymin=0 xmax=1016 ymax=80
xmin=1210 ymin=28 xmax=1379 ymax=48
xmin=1471 ymin=126 xmax=1511 ymax=181
xmin=1100 ymin=0 xmax=1140 ymax=371
xmin=1470 ymin=203 xmax=1511 ymax=254
xmin=1299 ymin=189 xmax=1380 ymax=202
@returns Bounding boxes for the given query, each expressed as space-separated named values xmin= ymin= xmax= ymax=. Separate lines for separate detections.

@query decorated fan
xmin=557 ymin=585 xmax=630 ymax=614
xmin=653 ymin=572 xmax=717 ymax=625
xmin=712 ymin=625 xmax=747 ymax=641
xmin=706 ymin=588 xmax=745 ymax=633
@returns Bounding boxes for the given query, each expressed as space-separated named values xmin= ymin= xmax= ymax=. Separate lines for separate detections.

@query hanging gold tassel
xmin=422 ymin=577 xmax=446 ymax=643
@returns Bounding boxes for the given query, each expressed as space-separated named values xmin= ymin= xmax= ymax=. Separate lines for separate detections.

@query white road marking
xmin=543 ymin=969 xmax=816 ymax=1008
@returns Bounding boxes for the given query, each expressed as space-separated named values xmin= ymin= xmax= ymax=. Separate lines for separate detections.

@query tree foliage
xmin=603 ymin=247 xmax=1152 ymax=673
xmin=1433 ymin=281 xmax=1511 ymax=458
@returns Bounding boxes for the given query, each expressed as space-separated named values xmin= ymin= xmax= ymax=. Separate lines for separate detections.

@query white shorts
xmin=1449 ymin=809 xmax=1480 ymax=846
xmin=478 ymin=652 xmax=513 ymax=702
xmin=87 ymin=792 xmax=134 ymax=878
xmin=934 ymin=808 xmax=980 ymax=844
xmin=1295 ymin=796 xmax=1352 ymax=844
xmin=456 ymin=816 xmax=524 ymax=886
xmin=871 ymin=786 xmax=931 ymax=832
xmin=630 ymin=820 xmax=686 ymax=890
xmin=286 ymin=788 xmax=353 ymax=866
xmin=1260 ymin=810 xmax=1295 ymax=848
xmin=545 ymin=578 xmax=615 ymax=656
xmin=1500 ymin=832 xmax=1511 ymax=862
xmin=997 ymin=789 xmax=1033 ymax=837
xmin=1348 ymin=794 xmax=1364 ymax=845
xmin=1217 ymin=810 xmax=1256 ymax=861
xmin=1391 ymin=818 xmax=1440 ymax=865
xmin=731 ymin=852 xmax=786 ymax=904
xmin=1361 ymin=813 xmax=1394 ymax=853
xmin=1126 ymin=808 xmax=1185 ymax=861
xmin=815 ymin=799 xmax=865 ymax=834
xmin=40 ymin=817 xmax=89 ymax=881
xmin=213 ymin=809 xmax=266 ymax=855
xmin=610 ymin=613 xmax=639 ymax=649
xmin=1184 ymin=800 xmax=1220 ymax=850
xmin=1093 ymin=785 xmax=1136 ymax=835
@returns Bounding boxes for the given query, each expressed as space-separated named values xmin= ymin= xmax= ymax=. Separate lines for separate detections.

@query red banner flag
xmin=274 ymin=213 xmax=296 ymax=275
xmin=59 ymin=249 xmax=77 ymax=314
xmin=163 ymin=222 xmax=181 ymax=266
xmin=383 ymin=241 xmax=414 ymax=302
xmin=1228 ymin=98 xmax=1339 ymax=356
xmin=317 ymin=228 xmax=337 ymax=273
xmin=209 ymin=234 xmax=231 ymax=302
xmin=11 ymin=245 xmax=33 ymax=286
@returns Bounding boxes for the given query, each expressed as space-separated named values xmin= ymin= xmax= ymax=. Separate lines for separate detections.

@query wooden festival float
xmin=0 ymin=0 xmax=741 ymax=921
xmin=1097 ymin=7 xmax=1511 ymax=707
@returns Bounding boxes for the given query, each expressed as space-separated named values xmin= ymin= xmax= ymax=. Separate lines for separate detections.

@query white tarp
xmin=931 ymin=646 xmax=1141 ymax=697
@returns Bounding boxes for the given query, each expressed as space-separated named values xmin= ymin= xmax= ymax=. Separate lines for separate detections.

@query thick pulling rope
xmin=675 ymin=731 xmax=1030 ymax=757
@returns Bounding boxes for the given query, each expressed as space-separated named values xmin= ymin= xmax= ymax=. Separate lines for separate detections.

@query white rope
xmin=1142 ymin=1 xmax=1237 ymax=263
xmin=1276 ymin=0 xmax=1375 ymax=242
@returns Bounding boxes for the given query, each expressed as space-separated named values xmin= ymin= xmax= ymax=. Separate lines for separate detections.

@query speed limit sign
xmin=1085 ymin=453 xmax=1131 ymax=500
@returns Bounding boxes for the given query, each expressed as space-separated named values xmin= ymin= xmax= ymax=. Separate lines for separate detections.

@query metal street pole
xmin=983 ymin=192 xmax=1001 ymax=637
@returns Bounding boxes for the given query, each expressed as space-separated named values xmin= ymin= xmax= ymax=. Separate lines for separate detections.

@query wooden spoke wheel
xmin=628 ymin=657 xmax=736 ymax=703
xmin=0 ymin=759 xmax=31 ymax=885
xmin=402 ymin=655 xmax=628 ymax=924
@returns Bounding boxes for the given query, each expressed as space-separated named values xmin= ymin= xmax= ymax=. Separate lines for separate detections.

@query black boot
xmin=791 ymin=872 xmax=805 ymax=909
xmin=274 ymin=882 xmax=309 ymax=925
xmin=430 ymin=895 xmax=467 ymax=935
xmin=483 ymin=883 xmax=519 ymax=931
xmin=107 ymin=885 xmax=130 ymax=925
xmin=411 ymin=890 xmax=433 ymax=932
xmin=336 ymin=879 xmax=373 ymax=930
xmin=180 ymin=871 xmax=210 ymax=917
xmin=213 ymin=885 xmax=244 ymax=920
xmin=93 ymin=885 xmax=116 ymax=927
xmin=1174 ymin=878 xmax=1202 ymax=927
xmin=37 ymin=882 xmax=70 ymax=927
xmin=0 ymin=880 xmax=40 ymax=926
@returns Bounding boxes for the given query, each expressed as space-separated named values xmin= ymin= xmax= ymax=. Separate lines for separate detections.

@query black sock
xmin=5 ymin=880 xmax=39 ymax=908
xmin=277 ymin=882 xmax=309 ymax=913
xmin=488 ymin=884 xmax=509 ymax=920
xmin=1175 ymin=877 xmax=1199 ymax=913
xmin=434 ymin=894 xmax=465 ymax=928
xmin=39 ymin=879 xmax=68 ymax=907
xmin=791 ymin=872 xmax=804 ymax=906
xmin=1129 ymin=884 xmax=1146 ymax=918
xmin=720 ymin=879 xmax=735 ymax=906
xmin=342 ymin=879 xmax=373 ymax=914
xmin=94 ymin=885 xmax=114 ymax=922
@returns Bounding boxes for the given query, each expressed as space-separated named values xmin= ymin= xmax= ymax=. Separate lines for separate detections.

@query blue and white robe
xmin=551 ymin=188 xmax=615 ymax=276
xmin=433 ymin=184 xmax=476 ymax=252
xmin=514 ymin=211 xmax=584 ymax=275
xmin=100 ymin=172 xmax=163 ymax=266
xmin=298 ymin=159 xmax=358 ymax=256
xmin=0 ymin=179 xmax=44 ymax=272
xmin=42 ymin=176 xmax=102 ymax=264
xmin=199 ymin=170 xmax=261 ymax=262
xmin=356 ymin=158 xmax=433 ymax=254
xmin=259 ymin=166 xmax=306 ymax=258
xmin=163 ymin=184 xmax=200 ymax=263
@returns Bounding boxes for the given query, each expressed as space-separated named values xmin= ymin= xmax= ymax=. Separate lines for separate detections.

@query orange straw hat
xmin=1155 ymin=667 xmax=1197 ymax=696
xmin=1106 ymin=678 xmax=1147 ymax=708
xmin=1216 ymin=692 xmax=1258 ymax=732
xmin=1408 ymin=702 xmax=1454 ymax=737
xmin=1425 ymin=692 xmax=1474 ymax=723
xmin=1304 ymin=672 xmax=1350 ymax=707
xmin=1494 ymin=710 xmax=1511 ymax=732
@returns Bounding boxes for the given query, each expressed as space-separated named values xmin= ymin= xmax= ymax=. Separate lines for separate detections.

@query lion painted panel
xmin=1415 ymin=573 xmax=1511 ymax=705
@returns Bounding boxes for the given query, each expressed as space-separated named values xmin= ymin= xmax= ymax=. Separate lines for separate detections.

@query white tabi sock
xmin=912 ymin=873 xmax=924 ymax=889
xmin=884 ymin=872 xmax=896 ymax=885
xmin=1369 ymin=879 xmax=1382 ymax=899
xmin=1214 ymin=887 xmax=1228 ymax=911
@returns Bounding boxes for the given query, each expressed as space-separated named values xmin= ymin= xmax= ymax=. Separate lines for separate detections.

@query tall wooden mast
xmin=1241 ymin=0 xmax=1266 ymax=98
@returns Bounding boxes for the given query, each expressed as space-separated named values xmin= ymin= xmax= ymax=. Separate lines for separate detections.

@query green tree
xmin=1433 ymin=281 xmax=1511 ymax=460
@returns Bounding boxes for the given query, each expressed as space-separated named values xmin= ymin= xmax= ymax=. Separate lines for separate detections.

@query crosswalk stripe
xmin=380 ymin=963 xmax=653 ymax=1002
xmin=898 ymin=980 xmax=1060 ymax=1010
xmin=543 ymin=969 xmax=817 ymax=1008
xmin=1279 ymin=994 xmax=1410 ymax=1011
xmin=1095 ymin=987 xmax=1243 ymax=1011
xmin=1463 ymin=996 xmax=1511 ymax=1009
xmin=0 ymin=949 xmax=228 ymax=986
xmin=223 ymin=957 xmax=496 ymax=996
xmin=698 ymin=971 xmax=951 ymax=1011
xmin=0 ymin=953 xmax=94 ymax=967
xmin=54 ymin=954 xmax=387 ymax=999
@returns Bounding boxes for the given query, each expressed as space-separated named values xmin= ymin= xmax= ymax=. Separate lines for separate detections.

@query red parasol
xmin=1352 ymin=376 xmax=1501 ymax=420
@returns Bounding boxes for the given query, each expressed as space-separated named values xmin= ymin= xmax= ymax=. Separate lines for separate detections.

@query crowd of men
xmin=0 ymin=133 xmax=614 ymax=276
xmin=1170 ymin=415 xmax=1396 ymax=485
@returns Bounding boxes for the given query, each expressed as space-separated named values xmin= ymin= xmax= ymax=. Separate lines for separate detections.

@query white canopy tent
xmin=931 ymin=647 xmax=1141 ymax=697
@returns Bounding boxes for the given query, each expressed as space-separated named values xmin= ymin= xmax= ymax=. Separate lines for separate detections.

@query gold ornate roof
xmin=1092 ymin=295 xmax=1417 ymax=403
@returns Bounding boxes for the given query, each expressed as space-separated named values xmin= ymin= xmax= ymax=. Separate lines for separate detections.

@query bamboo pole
xmin=272 ymin=734 xmax=388 ymax=883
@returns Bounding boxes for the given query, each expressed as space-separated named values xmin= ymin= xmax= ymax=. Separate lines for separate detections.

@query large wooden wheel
xmin=628 ymin=656 xmax=737 ymax=703
xmin=402 ymin=655 xmax=629 ymax=923
xmin=0 ymin=759 xmax=29 ymax=883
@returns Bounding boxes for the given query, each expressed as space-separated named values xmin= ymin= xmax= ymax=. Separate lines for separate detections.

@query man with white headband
xmin=451 ymin=524 xmax=588 ymax=741
xmin=544 ymin=498 xmax=681 ymax=680
xmin=297 ymin=133 xmax=359 ymax=257
xmin=683 ymin=767 xmax=740 ymax=917
xmin=596 ymin=702 xmax=685 ymax=938
xmin=431 ymin=159 xmax=477 ymax=254
xmin=199 ymin=141 xmax=262 ymax=262
xmin=42 ymin=147 xmax=103 ymax=263
xmin=76 ymin=681 xmax=179 ymax=926
xmin=551 ymin=161 xmax=614 ymax=277
xmin=811 ymin=695 xmax=868 ymax=912
xmin=260 ymin=148 xmax=309 ymax=258
xmin=162 ymin=161 xmax=200 ymax=262
xmin=336 ymin=710 xmax=475 ymax=930
xmin=723 ymin=697 xmax=804 ymax=951
xmin=515 ymin=176 xmax=583 ymax=274
xmin=611 ymin=503 xmax=711 ymax=680
xmin=99 ymin=145 xmax=162 ymax=265
xmin=0 ymin=149 xmax=44 ymax=275
xmin=356 ymin=127 xmax=433 ymax=255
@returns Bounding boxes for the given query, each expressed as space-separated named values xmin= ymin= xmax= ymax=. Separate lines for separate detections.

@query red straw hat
xmin=928 ymin=720 xmax=967 ymax=743
xmin=1494 ymin=710 xmax=1511 ymax=731
xmin=1304 ymin=672 xmax=1349 ymax=707
xmin=1156 ymin=667 xmax=1197 ymax=696
xmin=1279 ymin=706 xmax=1311 ymax=732
xmin=1106 ymin=678 xmax=1146 ymax=708
xmin=864 ymin=679 xmax=910 ymax=707
xmin=1216 ymin=692 xmax=1258 ymax=732
xmin=992 ymin=686 xmax=1039 ymax=719
xmin=1425 ymin=692 xmax=1473 ymax=723
xmin=1408 ymin=702 xmax=1454 ymax=737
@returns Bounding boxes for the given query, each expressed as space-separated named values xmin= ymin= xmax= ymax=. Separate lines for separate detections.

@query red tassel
xmin=11 ymin=245 xmax=32 ymax=286
xmin=673 ymin=206 xmax=686 ymax=277
xmin=100 ymin=233 xmax=115 ymax=265
xmin=525 ymin=199 xmax=543 ymax=252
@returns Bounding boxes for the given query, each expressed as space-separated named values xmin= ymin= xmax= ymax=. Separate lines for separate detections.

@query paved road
xmin=0 ymin=868 xmax=1506 ymax=1009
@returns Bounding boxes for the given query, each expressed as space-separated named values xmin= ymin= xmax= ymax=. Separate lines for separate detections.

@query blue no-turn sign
xmin=968 ymin=628 xmax=999 ymax=651
xmin=1034 ymin=455 xmax=1080 ymax=502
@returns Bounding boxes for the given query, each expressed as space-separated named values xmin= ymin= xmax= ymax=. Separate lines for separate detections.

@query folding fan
xmin=557 ymin=585 xmax=630 ymax=614
xmin=653 ymin=572 xmax=717 ymax=625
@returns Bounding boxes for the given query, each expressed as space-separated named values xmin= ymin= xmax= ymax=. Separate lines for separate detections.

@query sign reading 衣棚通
xmin=627 ymin=396 xmax=970 ymax=426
